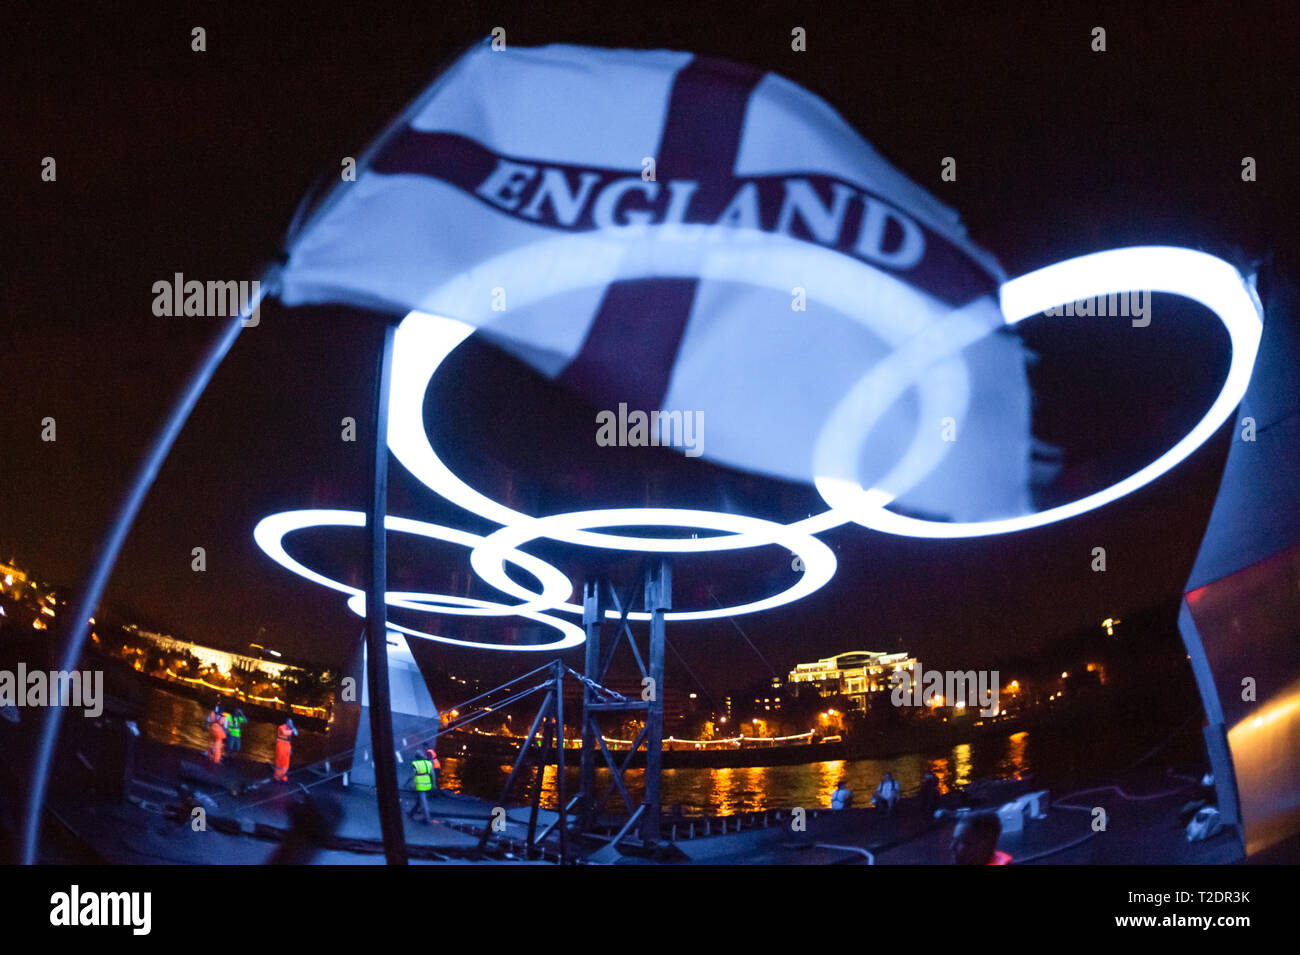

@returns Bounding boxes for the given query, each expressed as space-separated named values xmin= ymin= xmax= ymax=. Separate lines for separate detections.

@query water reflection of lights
xmin=818 ymin=759 xmax=847 ymax=808
xmin=952 ymin=743 xmax=973 ymax=788
xmin=710 ymin=767 xmax=737 ymax=817
xmin=998 ymin=730 xmax=1030 ymax=780
xmin=926 ymin=757 xmax=952 ymax=794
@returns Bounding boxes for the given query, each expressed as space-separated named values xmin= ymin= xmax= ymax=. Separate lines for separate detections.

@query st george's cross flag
xmin=277 ymin=40 xmax=1034 ymax=521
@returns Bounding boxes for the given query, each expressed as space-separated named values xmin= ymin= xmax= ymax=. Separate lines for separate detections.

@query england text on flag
xmin=277 ymin=41 xmax=1032 ymax=520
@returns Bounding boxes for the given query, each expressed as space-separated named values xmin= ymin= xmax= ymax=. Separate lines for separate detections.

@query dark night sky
xmin=4 ymin=2 xmax=1298 ymax=696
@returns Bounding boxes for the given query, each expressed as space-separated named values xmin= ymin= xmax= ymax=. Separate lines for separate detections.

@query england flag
xmin=278 ymin=40 xmax=1033 ymax=521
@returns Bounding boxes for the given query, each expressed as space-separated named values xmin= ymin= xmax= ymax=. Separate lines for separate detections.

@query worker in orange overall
xmin=274 ymin=717 xmax=298 ymax=782
xmin=205 ymin=703 xmax=228 ymax=764
xmin=427 ymin=747 xmax=441 ymax=791
xmin=950 ymin=811 xmax=1013 ymax=865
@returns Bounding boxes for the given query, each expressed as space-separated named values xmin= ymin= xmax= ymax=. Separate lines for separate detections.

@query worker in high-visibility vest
xmin=205 ymin=704 xmax=228 ymax=765
xmin=226 ymin=709 xmax=248 ymax=755
xmin=408 ymin=750 xmax=435 ymax=824
xmin=273 ymin=717 xmax=298 ymax=782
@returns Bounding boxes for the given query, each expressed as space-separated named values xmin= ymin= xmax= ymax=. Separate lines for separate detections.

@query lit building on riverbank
xmin=0 ymin=560 xmax=29 ymax=588
xmin=786 ymin=650 xmax=917 ymax=711
xmin=114 ymin=624 xmax=333 ymax=718
xmin=126 ymin=624 xmax=302 ymax=679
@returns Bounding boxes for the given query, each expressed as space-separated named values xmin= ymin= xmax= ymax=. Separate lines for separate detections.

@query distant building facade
xmin=787 ymin=650 xmax=917 ymax=710
xmin=126 ymin=624 xmax=303 ymax=680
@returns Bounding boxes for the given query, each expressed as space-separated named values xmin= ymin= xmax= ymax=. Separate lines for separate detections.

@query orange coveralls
xmin=207 ymin=713 xmax=227 ymax=764
xmin=274 ymin=722 xmax=295 ymax=781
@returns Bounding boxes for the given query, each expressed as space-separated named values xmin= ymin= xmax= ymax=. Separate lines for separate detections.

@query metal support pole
xmin=641 ymin=558 xmax=670 ymax=844
xmin=478 ymin=688 xmax=553 ymax=853
xmin=527 ymin=710 xmax=555 ymax=852
xmin=579 ymin=580 xmax=602 ymax=831
xmin=594 ymin=724 xmax=646 ymax=818
xmin=553 ymin=660 xmax=567 ymax=862
xmin=1178 ymin=600 xmax=1244 ymax=834
xmin=600 ymin=578 xmax=642 ymax=679
xmin=20 ymin=272 xmax=275 ymax=865
xmin=365 ymin=321 xmax=407 ymax=865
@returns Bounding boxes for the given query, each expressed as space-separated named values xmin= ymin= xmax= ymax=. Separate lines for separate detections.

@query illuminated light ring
xmin=387 ymin=225 xmax=985 ymax=549
xmin=468 ymin=508 xmax=836 ymax=622
xmin=816 ymin=246 xmax=1265 ymax=538
xmin=812 ymin=299 xmax=1021 ymax=527
xmin=345 ymin=592 xmax=585 ymax=652
xmin=252 ymin=508 xmax=575 ymax=620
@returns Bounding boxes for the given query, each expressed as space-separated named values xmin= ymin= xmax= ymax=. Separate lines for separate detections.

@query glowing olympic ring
xmin=257 ymin=242 xmax=1261 ymax=648
xmin=252 ymin=509 xmax=583 ymax=647
xmin=468 ymin=508 xmax=836 ymax=622
xmin=387 ymin=226 xmax=986 ymax=548
xmin=815 ymin=246 xmax=1264 ymax=537
xmin=345 ymin=592 xmax=585 ymax=651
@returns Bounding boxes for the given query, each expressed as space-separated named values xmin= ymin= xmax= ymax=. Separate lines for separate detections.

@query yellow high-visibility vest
xmin=412 ymin=759 xmax=433 ymax=792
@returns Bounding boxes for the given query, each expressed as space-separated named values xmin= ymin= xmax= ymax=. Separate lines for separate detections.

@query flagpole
xmin=19 ymin=270 xmax=275 ymax=864
xmin=365 ymin=321 xmax=408 ymax=865
xmin=19 ymin=41 xmax=486 ymax=866
xmin=272 ymin=40 xmax=481 ymax=868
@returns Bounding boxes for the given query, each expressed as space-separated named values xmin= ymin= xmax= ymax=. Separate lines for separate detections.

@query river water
xmin=141 ymin=686 xmax=334 ymax=767
xmin=446 ymin=727 xmax=1053 ymax=813
xmin=430 ymin=714 xmax=1197 ymax=813
xmin=143 ymin=685 xmax=1198 ymax=813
